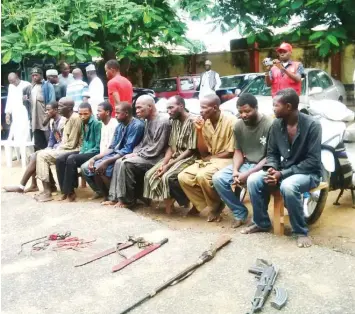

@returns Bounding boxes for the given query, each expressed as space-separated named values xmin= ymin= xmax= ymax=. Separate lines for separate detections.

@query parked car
xmin=150 ymin=76 xmax=200 ymax=99
xmin=220 ymin=68 xmax=347 ymax=116
xmin=192 ymin=73 xmax=258 ymax=103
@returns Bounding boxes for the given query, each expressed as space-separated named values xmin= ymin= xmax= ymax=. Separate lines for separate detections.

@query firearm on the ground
xmin=118 ymin=235 xmax=232 ymax=314
xmin=271 ymin=287 xmax=288 ymax=310
xmin=247 ymin=259 xmax=278 ymax=314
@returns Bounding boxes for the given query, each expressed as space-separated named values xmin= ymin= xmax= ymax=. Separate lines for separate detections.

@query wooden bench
xmin=272 ymin=182 xmax=329 ymax=236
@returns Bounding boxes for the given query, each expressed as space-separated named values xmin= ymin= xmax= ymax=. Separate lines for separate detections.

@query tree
xmin=180 ymin=0 xmax=355 ymax=56
xmin=1 ymin=0 xmax=187 ymax=68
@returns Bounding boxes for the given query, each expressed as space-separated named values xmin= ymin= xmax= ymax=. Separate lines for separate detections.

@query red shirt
xmin=107 ymin=75 xmax=133 ymax=116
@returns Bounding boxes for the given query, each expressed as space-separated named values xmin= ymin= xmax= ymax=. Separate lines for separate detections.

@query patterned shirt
xmin=66 ymin=79 xmax=88 ymax=112
xmin=80 ymin=116 xmax=102 ymax=154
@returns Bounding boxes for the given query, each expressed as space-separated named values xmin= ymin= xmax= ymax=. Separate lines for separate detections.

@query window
xmin=307 ymin=71 xmax=322 ymax=89
xmin=317 ymin=71 xmax=333 ymax=89
xmin=180 ymin=78 xmax=194 ymax=91
xmin=241 ymin=76 xmax=271 ymax=96
xmin=150 ymin=79 xmax=177 ymax=92
xmin=193 ymin=77 xmax=200 ymax=87
xmin=220 ymin=75 xmax=245 ymax=88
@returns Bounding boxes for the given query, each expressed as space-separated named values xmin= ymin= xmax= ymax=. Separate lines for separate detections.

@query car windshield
xmin=220 ymin=75 xmax=245 ymax=88
xmin=150 ymin=79 xmax=177 ymax=92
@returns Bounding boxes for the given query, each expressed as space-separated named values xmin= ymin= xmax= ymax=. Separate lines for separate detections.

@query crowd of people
xmin=4 ymin=43 xmax=321 ymax=249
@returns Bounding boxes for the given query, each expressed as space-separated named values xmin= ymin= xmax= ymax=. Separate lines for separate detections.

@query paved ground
xmin=2 ymin=192 xmax=355 ymax=314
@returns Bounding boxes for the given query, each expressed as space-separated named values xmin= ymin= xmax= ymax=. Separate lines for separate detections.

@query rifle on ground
xmin=118 ymin=235 xmax=232 ymax=314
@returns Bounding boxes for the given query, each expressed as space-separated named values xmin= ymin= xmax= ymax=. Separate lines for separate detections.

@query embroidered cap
xmin=85 ymin=64 xmax=96 ymax=72
xmin=31 ymin=67 xmax=43 ymax=75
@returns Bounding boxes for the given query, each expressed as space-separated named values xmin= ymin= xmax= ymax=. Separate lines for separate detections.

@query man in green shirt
xmin=55 ymin=102 xmax=101 ymax=201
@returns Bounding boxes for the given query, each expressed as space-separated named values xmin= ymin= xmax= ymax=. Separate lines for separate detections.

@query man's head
xmin=78 ymin=102 xmax=92 ymax=123
xmin=115 ymin=102 xmax=133 ymax=123
xmin=58 ymin=97 xmax=74 ymax=118
xmin=135 ymin=95 xmax=156 ymax=119
xmin=60 ymin=62 xmax=71 ymax=77
xmin=273 ymin=88 xmax=299 ymax=118
xmin=72 ymin=68 xmax=83 ymax=80
xmin=97 ymin=101 xmax=113 ymax=121
xmin=86 ymin=64 xmax=97 ymax=81
xmin=276 ymin=42 xmax=292 ymax=62
xmin=236 ymin=93 xmax=259 ymax=125
xmin=31 ymin=67 xmax=43 ymax=84
xmin=105 ymin=60 xmax=120 ymax=80
xmin=200 ymin=94 xmax=220 ymax=120
xmin=166 ymin=95 xmax=185 ymax=119
xmin=46 ymin=69 xmax=59 ymax=84
xmin=8 ymin=72 xmax=20 ymax=86
xmin=45 ymin=101 xmax=59 ymax=119
xmin=204 ymin=60 xmax=212 ymax=71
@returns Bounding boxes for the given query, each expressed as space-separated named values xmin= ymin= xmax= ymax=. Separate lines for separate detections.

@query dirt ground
xmin=1 ymin=152 xmax=355 ymax=256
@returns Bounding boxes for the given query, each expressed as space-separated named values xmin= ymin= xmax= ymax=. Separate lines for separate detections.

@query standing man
xmin=4 ymin=101 xmax=66 ymax=193
xmin=105 ymin=59 xmax=133 ymax=116
xmin=58 ymin=62 xmax=74 ymax=87
xmin=198 ymin=60 xmax=221 ymax=99
xmin=5 ymin=73 xmax=31 ymax=143
xmin=84 ymin=102 xmax=145 ymax=201
xmin=212 ymin=94 xmax=272 ymax=228
xmin=85 ymin=64 xmax=104 ymax=115
xmin=35 ymin=98 xmax=82 ymax=202
xmin=25 ymin=67 xmax=56 ymax=151
xmin=46 ymin=69 xmax=66 ymax=101
xmin=103 ymin=95 xmax=171 ymax=208
xmin=55 ymin=103 xmax=101 ymax=202
xmin=241 ymin=88 xmax=322 ymax=248
xmin=178 ymin=94 xmax=237 ymax=222
xmin=264 ymin=42 xmax=304 ymax=97
xmin=66 ymin=68 xmax=88 ymax=112
xmin=143 ymin=95 xmax=197 ymax=214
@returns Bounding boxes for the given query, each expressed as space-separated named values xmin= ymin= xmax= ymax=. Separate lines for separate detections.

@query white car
xmin=220 ymin=68 xmax=347 ymax=116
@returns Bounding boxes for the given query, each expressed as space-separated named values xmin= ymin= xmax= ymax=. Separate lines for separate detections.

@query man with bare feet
xmin=212 ymin=94 xmax=272 ymax=228
xmin=84 ymin=102 xmax=144 ymax=201
xmin=178 ymin=94 xmax=237 ymax=222
xmin=34 ymin=98 xmax=82 ymax=202
xmin=241 ymin=88 xmax=322 ymax=248
xmin=103 ymin=95 xmax=171 ymax=208
xmin=143 ymin=96 xmax=197 ymax=214
xmin=3 ymin=101 xmax=66 ymax=193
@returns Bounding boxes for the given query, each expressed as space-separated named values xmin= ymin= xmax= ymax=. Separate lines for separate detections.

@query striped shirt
xmin=66 ymin=79 xmax=88 ymax=112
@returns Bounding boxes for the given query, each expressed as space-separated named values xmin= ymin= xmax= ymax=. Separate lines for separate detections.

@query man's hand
xmin=123 ymin=153 xmax=137 ymax=159
xmin=273 ymin=59 xmax=284 ymax=70
xmin=202 ymin=155 xmax=212 ymax=162
xmin=88 ymin=158 xmax=95 ymax=172
xmin=95 ymin=161 xmax=108 ymax=175
xmin=193 ymin=116 xmax=204 ymax=131
xmin=5 ymin=113 xmax=11 ymax=125
xmin=54 ymin=132 xmax=61 ymax=142
xmin=237 ymin=172 xmax=249 ymax=185
xmin=264 ymin=168 xmax=282 ymax=186
xmin=155 ymin=164 xmax=170 ymax=178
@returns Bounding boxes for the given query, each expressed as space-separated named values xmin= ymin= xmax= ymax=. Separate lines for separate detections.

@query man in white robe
xmin=85 ymin=64 xmax=104 ymax=114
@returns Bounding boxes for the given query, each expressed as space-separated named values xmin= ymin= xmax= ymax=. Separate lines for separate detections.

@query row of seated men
xmin=4 ymin=88 xmax=322 ymax=248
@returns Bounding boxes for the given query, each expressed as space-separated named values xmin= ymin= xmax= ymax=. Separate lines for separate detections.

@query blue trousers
xmin=212 ymin=163 xmax=255 ymax=221
xmin=81 ymin=160 xmax=101 ymax=195
xmin=247 ymin=171 xmax=319 ymax=236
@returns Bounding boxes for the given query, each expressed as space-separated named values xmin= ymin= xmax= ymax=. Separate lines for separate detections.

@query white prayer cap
xmin=86 ymin=64 xmax=96 ymax=72
xmin=205 ymin=60 xmax=212 ymax=66
xmin=82 ymin=91 xmax=90 ymax=98
xmin=46 ymin=69 xmax=58 ymax=76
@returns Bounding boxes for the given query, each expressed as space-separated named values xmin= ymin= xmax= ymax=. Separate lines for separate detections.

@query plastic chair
xmin=1 ymin=140 xmax=34 ymax=169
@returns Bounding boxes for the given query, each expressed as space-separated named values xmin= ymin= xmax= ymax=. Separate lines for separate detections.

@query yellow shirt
xmin=202 ymin=113 xmax=237 ymax=155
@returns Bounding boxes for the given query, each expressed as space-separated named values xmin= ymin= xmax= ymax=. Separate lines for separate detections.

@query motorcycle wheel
xmin=304 ymin=169 xmax=330 ymax=225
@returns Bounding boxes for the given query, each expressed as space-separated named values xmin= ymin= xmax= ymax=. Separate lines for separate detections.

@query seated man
xmin=35 ymin=98 xmax=82 ymax=202
xmin=212 ymin=94 xmax=272 ymax=228
xmin=104 ymin=95 xmax=171 ymax=208
xmin=143 ymin=95 xmax=197 ymax=214
xmin=4 ymin=101 xmax=66 ymax=193
xmin=83 ymin=102 xmax=144 ymax=200
xmin=55 ymin=103 xmax=102 ymax=202
xmin=241 ymin=88 xmax=322 ymax=248
xmin=178 ymin=94 xmax=237 ymax=222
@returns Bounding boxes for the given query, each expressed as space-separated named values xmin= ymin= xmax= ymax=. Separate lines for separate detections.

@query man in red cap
xmin=264 ymin=42 xmax=304 ymax=97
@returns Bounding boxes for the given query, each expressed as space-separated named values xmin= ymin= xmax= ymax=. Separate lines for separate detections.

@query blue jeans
xmin=212 ymin=163 xmax=255 ymax=221
xmin=247 ymin=171 xmax=320 ymax=236
xmin=81 ymin=160 xmax=101 ymax=195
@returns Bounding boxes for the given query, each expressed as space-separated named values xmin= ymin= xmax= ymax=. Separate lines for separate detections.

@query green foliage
xmin=180 ymin=0 xmax=355 ymax=57
xmin=1 ymin=0 xmax=187 ymax=64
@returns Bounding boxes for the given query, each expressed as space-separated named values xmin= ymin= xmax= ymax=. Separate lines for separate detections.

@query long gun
xmin=118 ymin=235 xmax=232 ymax=314
xmin=247 ymin=259 xmax=278 ymax=314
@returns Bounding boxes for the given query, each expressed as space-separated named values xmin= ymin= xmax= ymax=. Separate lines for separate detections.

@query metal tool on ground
xmin=271 ymin=287 xmax=288 ymax=310
xmin=118 ymin=235 xmax=231 ymax=314
xmin=18 ymin=232 xmax=71 ymax=254
xmin=74 ymin=236 xmax=153 ymax=267
xmin=247 ymin=259 xmax=287 ymax=313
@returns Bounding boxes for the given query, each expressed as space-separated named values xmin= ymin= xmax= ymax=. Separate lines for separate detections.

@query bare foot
xmin=114 ymin=202 xmax=129 ymax=208
xmin=59 ymin=194 xmax=68 ymax=201
xmin=207 ymin=212 xmax=222 ymax=222
xmin=101 ymin=200 xmax=117 ymax=206
xmin=3 ymin=186 xmax=24 ymax=193
xmin=183 ymin=205 xmax=200 ymax=217
xmin=164 ymin=199 xmax=175 ymax=215
xmin=88 ymin=193 xmax=102 ymax=200
xmin=240 ymin=223 xmax=270 ymax=234
xmin=50 ymin=185 xmax=58 ymax=193
xmin=67 ymin=192 xmax=76 ymax=202
xmin=24 ymin=185 xmax=39 ymax=193
xmin=35 ymin=193 xmax=53 ymax=202
xmin=231 ymin=219 xmax=245 ymax=229
xmin=296 ymin=235 xmax=312 ymax=248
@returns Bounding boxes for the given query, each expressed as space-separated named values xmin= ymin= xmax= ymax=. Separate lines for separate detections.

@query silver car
xmin=220 ymin=68 xmax=347 ymax=116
